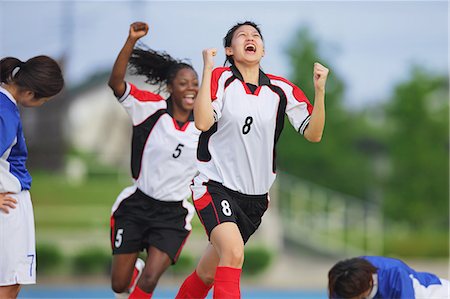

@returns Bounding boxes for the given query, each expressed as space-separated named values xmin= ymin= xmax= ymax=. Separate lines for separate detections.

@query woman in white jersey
xmin=176 ymin=21 xmax=329 ymax=299
xmin=0 ymin=56 xmax=64 ymax=299
xmin=108 ymin=22 xmax=199 ymax=299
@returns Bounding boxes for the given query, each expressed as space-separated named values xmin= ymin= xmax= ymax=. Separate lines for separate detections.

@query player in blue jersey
xmin=108 ymin=22 xmax=199 ymax=299
xmin=0 ymin=56 xmax=64 ymax=299
xmin=175 ymin=21 xmax=329 ymax=299
xmin=328 ymin=256 xmax=449 ymax=299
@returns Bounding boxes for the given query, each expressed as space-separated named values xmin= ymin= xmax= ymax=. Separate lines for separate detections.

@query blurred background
xmin=1 ymin=1 xmax=448 ymax=298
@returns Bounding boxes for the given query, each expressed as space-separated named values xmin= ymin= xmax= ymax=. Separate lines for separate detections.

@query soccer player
xmin=0 ymin=56 xmax=64 ymax=299
xmin=108 ymin=22 xmax=199 ymax=299
xmin=328 ymin=256 xmax=450 ymax=299
xmin=175 ymin=21 xmax=329 ymax=299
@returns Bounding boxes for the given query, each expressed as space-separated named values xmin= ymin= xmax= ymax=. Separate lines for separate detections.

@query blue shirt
xmin=0 ymin=86 xmax=31 ymax=192
xmin=363 ymin=256 xmax=442 ymax=299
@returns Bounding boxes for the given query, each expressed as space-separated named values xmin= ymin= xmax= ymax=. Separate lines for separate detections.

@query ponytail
xmin=129 ymin=43 xmax=195 ymax=90
xmin=0 ymin=57 xmax=22 ymax=84
xmin=0 ymin=56 xmax=64 ymax=98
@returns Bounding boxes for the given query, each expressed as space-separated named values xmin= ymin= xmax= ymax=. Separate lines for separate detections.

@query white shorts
xmin=0 ymin=190 xmax=36 ymax=286
xmin=413 ymin=276 xmax=450 ymax=299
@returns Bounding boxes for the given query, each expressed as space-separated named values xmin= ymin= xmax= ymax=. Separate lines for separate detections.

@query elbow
xmin=306 ymin=134 xmax=323 ymax=143
xmin=310 ymin=136 xmax=322 ymax=143
xmin=195 ymin=118 xmax=214 ymax=131
xmin=107 ymin=79 xmax=116 ymax=90
xmin=195 ymin=122 xmax=213 ymax=132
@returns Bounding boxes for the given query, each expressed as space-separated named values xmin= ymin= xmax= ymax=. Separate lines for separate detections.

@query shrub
xmin=36 ymin=243 xmax=63 ymax=274
xmin=171 ymin=253 xmax=195 ymax=275
xmin=71 ymin=247 xmax=111 ymax=275
xmin=243 ymin=246 xmax=274 ymax=276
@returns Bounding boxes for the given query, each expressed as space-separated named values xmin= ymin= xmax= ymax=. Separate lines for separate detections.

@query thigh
xmin=0 ymin=284 xmax=21 ymax=299
xmin=111 ymin=193 xmax=148 ymax=254
xmin=143 ymin=246 xmax=172 ymax=278
xmin=111 ymin=252 xmax=140 ymax=286
xmin=210 ymin=222 xmax=244 ymax=261
xmin=193 ymin=181 xmax=238 ymax=239
xmin=196 ymin=243 xmax=220 ymax=284
xmin=143 ymin=199 xmax=193 ymax=264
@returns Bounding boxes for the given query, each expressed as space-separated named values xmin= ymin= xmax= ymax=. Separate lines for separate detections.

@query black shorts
xmin=110 ymin=188 xmax=193 ymax=263
xmin=193 ymin=180 xmax=269 ymax=244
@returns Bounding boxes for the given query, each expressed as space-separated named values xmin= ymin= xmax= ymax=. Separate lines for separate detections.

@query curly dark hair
xmin=128 ymin=43 xmax=196 ymax=91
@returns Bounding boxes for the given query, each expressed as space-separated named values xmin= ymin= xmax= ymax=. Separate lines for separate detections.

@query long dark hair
xmin=328 ymin=257 xmax=377 ymax=298
xmin=129 ymin=43 xmax=196 ymax=91
xmin=0 ymin=56 xmax=64 ymax=98
xmin=223 ymin=21 xmax=263 ymax=66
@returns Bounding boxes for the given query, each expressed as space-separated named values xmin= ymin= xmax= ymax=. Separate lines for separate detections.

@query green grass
xmin=31 ymin=172 xmax=203 ymax=232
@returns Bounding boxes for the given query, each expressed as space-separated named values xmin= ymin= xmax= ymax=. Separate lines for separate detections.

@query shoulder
xmin=128 ymin=83 xmax=164 ymax=102
xmin=266 ymin=74 xmax=308 ymax=101
xmin=212 ymin=67 xmax=232 ymax=81
xmin=267 ymin=74 xmax=297 ymax=88
xmin=0 ymin=93 xmax=18 ymax=116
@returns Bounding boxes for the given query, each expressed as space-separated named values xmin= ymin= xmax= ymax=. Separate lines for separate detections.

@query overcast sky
xmin=0 ymin=1 xmax=448 ymax=109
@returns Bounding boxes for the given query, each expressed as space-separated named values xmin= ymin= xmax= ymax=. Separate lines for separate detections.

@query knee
xmin=220 ymin=245 xmax=244 ymax=268
xmin=196 ymin=267 xmax=215 ymax=286
xmin=139 ymin=272 xmax=160 ymax=293
xmin=111 ymin=279 xmax=129 ymax=294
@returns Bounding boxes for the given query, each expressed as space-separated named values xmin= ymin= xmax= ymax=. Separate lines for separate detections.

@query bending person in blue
xmin=328 ymin=256 xmax=449 ymax=299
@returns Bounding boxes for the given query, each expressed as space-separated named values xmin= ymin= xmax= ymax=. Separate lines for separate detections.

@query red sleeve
xmin=267 ymin=74 xmax=313 ymax=114
xmin=210 ymin=67 xmax=229 ymax=101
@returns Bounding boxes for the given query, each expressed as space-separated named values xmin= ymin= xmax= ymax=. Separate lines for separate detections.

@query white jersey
xmin=196 ymin=66 xmax=312 ymax=195
xmin=115 ymin=82 xmax=200 ymax=204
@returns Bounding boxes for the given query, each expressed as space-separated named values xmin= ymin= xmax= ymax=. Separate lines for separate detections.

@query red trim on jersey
xmin=172 ymin=118 xmax=191 ymax=131
xmin=267 ymin=74 xmax=313 ymax=113
xmin=211 ymin=67 xmax=230 ymax=101
xmin=211 ymin=200 xmax=221 ymax=225
xmin=110 ymin=216 xmax=115 ymax=249
xmin=129 ymin=83 xmax=164 ymax=102
xmin=240 ymin=82 xmax=264 ymax=96
xmin=174 ymin=231 xmax=191 ymax=262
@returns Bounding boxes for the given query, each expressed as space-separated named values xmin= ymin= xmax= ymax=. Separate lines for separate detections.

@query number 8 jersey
xmin=115 ymin=82 xmax=200 ymax=204
xmin=196 ymin=66 xmax=313 ymax=195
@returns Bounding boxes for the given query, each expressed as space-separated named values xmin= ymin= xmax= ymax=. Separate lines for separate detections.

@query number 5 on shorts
xmin=115 ymin=228 xmax=124 ymax=248
xmin=221 ymin=200 xmax=232 ymax=216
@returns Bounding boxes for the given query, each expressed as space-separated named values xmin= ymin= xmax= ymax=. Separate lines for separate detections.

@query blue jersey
xmin=0 ymin=86 xmax=31 ymax=192
xmin=363 ymin=256 xmax=442 ymax=299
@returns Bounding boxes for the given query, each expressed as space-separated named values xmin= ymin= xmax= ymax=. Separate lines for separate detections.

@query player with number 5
xmin=176 ymin=21 xmax=329 ymax=299
xmin=108 ymin=21 xmax=200 ymax=299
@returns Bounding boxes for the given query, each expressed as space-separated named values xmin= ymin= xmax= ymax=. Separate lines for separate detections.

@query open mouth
xmin=183 ymin=94 xmax=195 ymax=105
xmin=245 ymin=44 xmax=256 ymax=53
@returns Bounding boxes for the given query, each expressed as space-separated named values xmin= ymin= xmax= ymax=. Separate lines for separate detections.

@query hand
xmin=202 ymin=48 xmax=217 ymax=71
xmin=0 ymin=193 xmax=17 ymax=214
xmin=313 ymin=62 xmax=329 ymax=92
xmin=129 ymin=22 xmax=149 ymax=40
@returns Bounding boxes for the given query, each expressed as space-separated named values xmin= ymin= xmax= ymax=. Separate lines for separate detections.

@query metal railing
xmin=273 ymin=172 xmax=383 ymax=257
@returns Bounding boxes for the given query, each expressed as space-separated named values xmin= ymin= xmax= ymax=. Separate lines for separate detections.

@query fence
xmin=274 ymin=172 xmax=383 ymax=257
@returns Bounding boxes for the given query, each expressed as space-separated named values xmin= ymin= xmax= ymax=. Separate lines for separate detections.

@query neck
xmin=172 ymin=104 xmax=191 ymax=123
xmin=234 ymin=62 xmax=260 ymax=85
xmin=1 ymin=83 xmax=19 ymax=99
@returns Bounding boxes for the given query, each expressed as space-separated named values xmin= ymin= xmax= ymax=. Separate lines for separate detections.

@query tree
xmin=383 ymin=67 xmax=449 ymax=229
xmin=277 ymin=27 xmax=375 ymax=199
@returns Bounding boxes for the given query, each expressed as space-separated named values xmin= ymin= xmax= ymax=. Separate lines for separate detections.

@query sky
xmin=0 ymin=1 xmax=448 ymax=109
